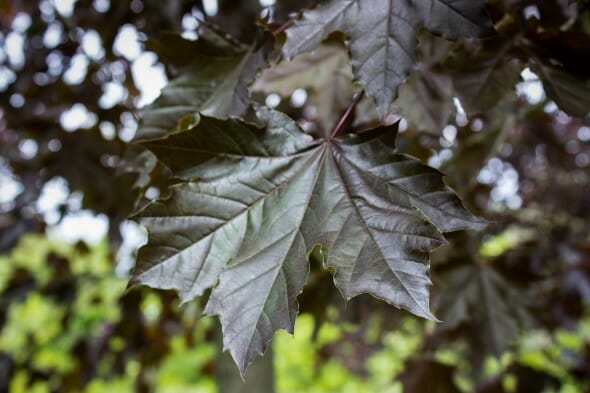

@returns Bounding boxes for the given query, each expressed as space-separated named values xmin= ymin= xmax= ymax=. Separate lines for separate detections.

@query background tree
xmin=1 ymin=0 xmax=590 ymax=392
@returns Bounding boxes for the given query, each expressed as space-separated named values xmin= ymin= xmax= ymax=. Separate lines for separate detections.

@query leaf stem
xmin=272 ymin=18 xmax=295 ymax=36
xmin=330 ymin=91 xmax=365 ymax=139
xmin=272 ymin=0 xmax=322 ymax=36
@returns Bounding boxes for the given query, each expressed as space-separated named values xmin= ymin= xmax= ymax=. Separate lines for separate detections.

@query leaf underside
xmin=131 ymin=107 xmax=485 ymax=376
xmin=282 ymin=0 xmax=493 ymax=119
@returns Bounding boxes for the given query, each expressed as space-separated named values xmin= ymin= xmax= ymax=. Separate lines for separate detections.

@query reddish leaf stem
xmin=272 ymin=0 xmax=322 ymax=36
xmin=330 ymin=91 xmax=365 ymax=139
xmin=272 ymin=19 xmax=295 ymax=36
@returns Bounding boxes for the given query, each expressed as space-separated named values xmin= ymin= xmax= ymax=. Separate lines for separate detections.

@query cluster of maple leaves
xmin=1 ymin=0 xmax=590 ymax=389
xmin=120 ymin=0 xmax=590 ymax=378
xmin=130 ymin=0 xmax=497 ymax=374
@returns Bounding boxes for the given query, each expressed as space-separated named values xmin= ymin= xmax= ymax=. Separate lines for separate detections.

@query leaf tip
xmin=429 ymin=312 xmax=442 ymax=323
xmin=471 ymin=216 xmax=491 ymax=231
xmin=408 ymin=301 xmax=439 ymax=322
xmin=123 ymin=278 xmax=141 ymax=294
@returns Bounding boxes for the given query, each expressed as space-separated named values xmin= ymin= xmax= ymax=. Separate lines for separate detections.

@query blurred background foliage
xmin=1 ymin=235 xmax=589 ymax=392
xmin=1 ymin=0 xmax=590 ymax=392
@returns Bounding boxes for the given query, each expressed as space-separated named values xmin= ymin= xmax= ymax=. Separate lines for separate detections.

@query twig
xmin=330 ymin=91 xmax=365 ymax=139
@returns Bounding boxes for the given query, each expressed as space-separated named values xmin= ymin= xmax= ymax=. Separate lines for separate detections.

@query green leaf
xmin=282 ymin=0 xmax=492 ymax=119
xmin=435 ymin=264 xmax=537 ymax=355
xmin=136 ymin=29 xmax=272 ymax=141
xmin=131 ymin=107 xmax=484 ymax=375
xmin=252 ymin=43 xmax=354 ymax=135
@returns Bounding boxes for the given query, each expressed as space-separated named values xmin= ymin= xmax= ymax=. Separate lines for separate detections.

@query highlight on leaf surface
xmin=130 ymin=106 xmax=485 ymax=376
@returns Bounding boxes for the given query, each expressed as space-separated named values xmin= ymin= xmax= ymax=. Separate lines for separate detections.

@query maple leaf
xmin=396 ymin=70 xmax=454 ymax=133
xmin=390 ymin=35 xmax=455 ymax=133
xmin=449 ymin=39 xmax=522 ymax=116
xmin=131 ymin=107 xmax=484 ymax=375
xmin=533 ymin=59 xmax=590 ymax=118
xmin=252 ymin=43 xmax=354 ymax=135
xmin=282 ymin=0 xmax=493 ymax=119
xmin=136 ymin=28 xmax=272 ymax=141
xmin=435 ymin=264 xmax=537 ymax=355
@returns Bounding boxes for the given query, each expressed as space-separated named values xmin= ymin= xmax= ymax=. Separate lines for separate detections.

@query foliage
xmin=0 ymin=236 xmax=590 ymax=393
xmin=1 ymin=235 xmax=589 ymax=392
xmin=282 ymin=0 xmax=493 ymax=118
xmin=132 ymin=106 xmax=484 ymax=373
xmin=0 ymin=235 xmax=217 ymax=392
xmin=2 ymin=0 xmax=590 ymax=391
xmin=125 ymin=0 xmax=590 ymax=376
xmin=129 ymin=0 xmax=493 ymax=374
